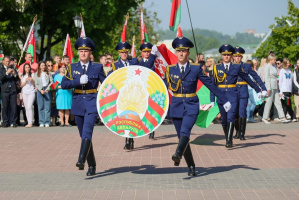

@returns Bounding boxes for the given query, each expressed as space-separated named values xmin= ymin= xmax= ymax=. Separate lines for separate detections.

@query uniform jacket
xmin=165 ymin=62 xmax=228 ymax=118
xmin=0 ymin=65 xmax=19 ymax=93
xmin=236 ymin=62 xmax=267 ymax=99
xmin=61 ymin=61 xmax=106 ymax=116
xmin=210 ymin=62 xmax=261 ymax=104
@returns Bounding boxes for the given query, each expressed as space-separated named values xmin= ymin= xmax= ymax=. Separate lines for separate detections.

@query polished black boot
xmin=234 ymin=118 xmax=240 ymax=139
xmin=124 ymin=138 xmax=130 ymax=149
xmin=239 ymin=117 xmax=247 ymax=140
xmin=149 ymin=131 xmax=155 ymax=139
xmin=184 ymin=144 xmax=196 ymax=176
xmin=226 ymin=122 xmax=234 ymax=148
xmin=129 ymin=138 xmax=134 ymax=149
xmin=86 ymin=142 xmax=96 ymax=176
xmin=222 ymin=125 xmax=227 ymax=137
xmin=76 ymin=138 xmax=91 ymax=170
xmin=172 ymin=136 xmax=189 ymax=166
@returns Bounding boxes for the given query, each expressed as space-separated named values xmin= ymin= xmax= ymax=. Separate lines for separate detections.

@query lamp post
xmin=73 ymin=15 xmax=82 ymax=39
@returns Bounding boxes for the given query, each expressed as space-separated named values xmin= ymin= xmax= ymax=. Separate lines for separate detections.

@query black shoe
xmin=2 ymin=123 xmax=9 ymax=128
xmin=129 ymin=138 xmax=134 ymax=149
xmin=86 ymin=142 xmax=96 ymax=176
xmin=76 ymin=139 xmax=91 ymax=170
xmin=149 ymin=131 xmax=155 ymax=139
xmin=60 ymin=124 xmax=64 ymax=127
xmin=226 ymin=122 xmax=234 ymax=148
xmin=172 ymin=136 xmax=189 ymax=166
xmin=13 ymin=124 xmax=18 ymax=128
xmin=239 ymin=118 xmax=247 ymax=140
xmin=234 ymin=118 xmax=240 ymax=139
xmin=86 ymin=166 xmax=96 ymax=176
xmin=188 ymin=166 xmax=196 ymax=176
xmin=124 ymin=138 xmax=130 ymax=149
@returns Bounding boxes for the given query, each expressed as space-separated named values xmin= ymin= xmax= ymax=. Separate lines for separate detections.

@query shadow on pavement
xmin=87 ymin=164 xmax=260 ymax=180
xmin=130 ymin=142 xmax=177 ymax=151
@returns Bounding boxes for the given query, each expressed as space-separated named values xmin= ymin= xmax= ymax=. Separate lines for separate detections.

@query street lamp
xmin=73 ymin=15 xmax=82 ymax=38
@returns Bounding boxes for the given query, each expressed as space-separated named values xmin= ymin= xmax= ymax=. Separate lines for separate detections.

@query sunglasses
xmin=47 ymin=65 xmax=53 ymax=67
xmin=276 ymin=62 xmax=281 ymax=65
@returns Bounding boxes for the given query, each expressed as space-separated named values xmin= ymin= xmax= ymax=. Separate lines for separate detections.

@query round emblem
xmin=97 ymin=66 xmax=169 ymax=138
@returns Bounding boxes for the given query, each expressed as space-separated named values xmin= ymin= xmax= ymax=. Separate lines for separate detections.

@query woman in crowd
xmin=46 ymin=60 xmax=58 ymax=126
xmin=262 ymin=54 xmax=288 ymax=124
xmin=20 ymin=63 xmax=35 ymax=128
xmin=35 ymin=61 xmax=53 ymax=127
xmin=54 ymin=63 xmax=72 ymax=127
xmin=293 ymin=59 xmax=299 ymax=121
xmin=279 ymin=58 xmax=295 ymax=122
xmin=246 ymin=60 xmax=258 ymax=123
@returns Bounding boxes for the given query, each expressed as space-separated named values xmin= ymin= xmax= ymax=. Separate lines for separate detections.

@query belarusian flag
xmin=24 ymin=29 xmax=37 ymax=63
xmin=50 ymin=81 xmax=60 ymax=91
xmin=0 ymin=54 xmax=4 ymax=60
xmin=131 ymin=35 xmax=136 ymax=58
xmin=195 ymin=80 xmax=219 ymax=128
xmin=120 ymin=13 xmax=129 ymax=42
xmin=63 ymin=34 xmax=74 ymax=63
xmin=169 ymin=0 xmax=181 ymax=32
xmin=176 ymin=24 xmax=183 ymax=37
xmin=140 ymin=9 xmax=149 ymax=43
xmin=80 ymin=21 xmax=86 ymax=37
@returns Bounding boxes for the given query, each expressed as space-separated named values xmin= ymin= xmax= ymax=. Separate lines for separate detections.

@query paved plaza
xmin=0 ymin=122 xmax=298 ymax=199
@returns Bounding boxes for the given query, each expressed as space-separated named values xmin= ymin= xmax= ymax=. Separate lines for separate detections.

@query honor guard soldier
xmin=61 ymin=37 xmax=106 ymax=176
xmin=210 ymin=44 xmax=262 ymax=148
xmin=110 ymin=41 xmax=157 ymax=150
xmin=233 ymin=47 xmax=267 ymax=140
xmin=165 ymin=37 xmax=231 ymax=176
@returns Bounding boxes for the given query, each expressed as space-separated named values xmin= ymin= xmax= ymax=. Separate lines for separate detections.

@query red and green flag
xmin=23 ymin=28 xmax=36 ymax=63
xmin=0 ymin=54 xmax=4 ymax=61
xmin=50 ymin=81 xmax=60 ymax=91
xmin=169 ymin=0 xmax=181 ymax=32
xmin=195 ymin=80 xmax=219 ymax=128
xmin=140 ymin=8 xmax=149 ymax=43
xmin=120 ymin=13 xmax=129 ymax=42
xmin=176 ymin=24 xmax=183 ymax=37
xmin=63 ymin=34 xmax=74 ymax=63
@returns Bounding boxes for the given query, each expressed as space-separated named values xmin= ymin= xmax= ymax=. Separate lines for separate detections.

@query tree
xmin=0 ymin=0 xmax=144 ymax=61
xmin=254 ymin=0 xmax=299 ymax=63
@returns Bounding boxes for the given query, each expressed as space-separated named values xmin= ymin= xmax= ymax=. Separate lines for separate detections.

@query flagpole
xmin=18 ymin=14 xmax=37 ymax=66
xmin=185 ymin=0 xmax=198 ymax=56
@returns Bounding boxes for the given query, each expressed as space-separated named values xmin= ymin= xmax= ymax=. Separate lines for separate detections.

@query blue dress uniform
xmin=61 ymin=37 xmax=106 ymax=176
xmin=109 ymin=41 xmax=157 ymax=149
xmin=166 ymin=37 xmax=229 ymax=176
xmin=210 ymin=44 xmax=261 ymax=148
xmin=233 ymin=47 xmax=267 ymax=140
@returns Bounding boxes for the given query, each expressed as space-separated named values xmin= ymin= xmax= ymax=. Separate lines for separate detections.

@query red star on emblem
xmin=135 ymin=68 xmax=142 ymax=76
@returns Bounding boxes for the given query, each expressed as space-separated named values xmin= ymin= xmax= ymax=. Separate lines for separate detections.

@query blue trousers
xmin=172 ymin=112 xmax=197 ymax=139
xmin=37 ymin=89 xmax=51 ymax=125
xmin=75 ymin=113 xmax=97 ymax=140
xmin=218 ymin=102 xmax=238 ymax=126
xmin=236 ymin=98 xmax=248 ymax=119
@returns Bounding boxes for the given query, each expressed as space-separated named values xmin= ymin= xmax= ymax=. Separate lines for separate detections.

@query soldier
xmin=110 ymin=41 xmax=157 ymax=149
xmin=165 ymin=37 xmax=231 ymax=176
xmin=61 ymin=37 xmax=106 ymax=176
xmin=233 ymin=47 xmax=267 ymax=140
xmin=210 ymin=44 xmax=262 ymax=148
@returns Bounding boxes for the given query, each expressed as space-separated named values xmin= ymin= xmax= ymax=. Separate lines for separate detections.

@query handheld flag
xmin=80 ymin=14 xmax=86 ymax=37
xmin=169 ymin=0 xmax=181 ymax=32
xmin=50 ymin=81 xmax=60 ymax=91
xmin=131 ymin=35 xmax=136 ymax=58
xmin=120 ymin=13 xmax=129 ymax=42
xmin=63 ymin=34 xmax=74 ymax=63
xmin=140 ymin=8 xmax=149 ymax=43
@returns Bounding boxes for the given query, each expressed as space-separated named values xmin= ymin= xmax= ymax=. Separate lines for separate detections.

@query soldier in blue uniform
xmin=61 ymin=37 xmax=106 ymax=176
xmin=165 ymin=37 xmax=232 ymax=176
xmin=109 ymin=41 xmax=157 ymax=149
xmin=232 ymin=47 xmax=267 ymax=140
xmin=210 ymin=44 xmax=262 ymax=148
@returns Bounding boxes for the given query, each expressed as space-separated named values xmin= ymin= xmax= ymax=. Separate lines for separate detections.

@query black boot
xmin=234 ymin=118 xmax=240 ymax=139
xmin=226 ymin=122 xmax=234 ymax=148
xmin=184 ymin=144 xmax=196 ymax=176
xmin=86 ymin=142 xmax=96 ymax=176
xmin=124 ymin=138 xmax=130 ymax=149
xmin=172 ymin=136 xmax=189 ymax=166
xmin=239 ymin=117 xmax=247 ymax=140
xmin=222 ymin=125 xmax=227 ymax=137
xmin=129 ymin=138 xmax=134 ymax=149
xmin=149 ymin=131 xmax=155 ymax=139
xmin=76 ymin=138 xmax=91 ymax=170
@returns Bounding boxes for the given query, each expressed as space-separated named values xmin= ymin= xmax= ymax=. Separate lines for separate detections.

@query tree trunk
xmin=46 ymin=33 xmax=52 ymax=60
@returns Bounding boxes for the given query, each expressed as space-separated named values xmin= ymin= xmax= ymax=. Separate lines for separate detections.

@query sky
xmin=144 ymin=0 xmax=299 ymax=35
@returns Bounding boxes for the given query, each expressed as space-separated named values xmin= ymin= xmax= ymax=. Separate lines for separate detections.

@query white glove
xmin=211 ymin=102 xmax=215 ymax=107
xmin=80 ymin=74 xmax=88 ymax=84
xmin=151 ymin=45 xmax=158 ymax=55
xmin=223 ymin=101 xmax=231 ymax=112
xmin=262 ymin=90 xmax=267 ymax=97
xmin=257 ymin=92 xmax=262 ymax=98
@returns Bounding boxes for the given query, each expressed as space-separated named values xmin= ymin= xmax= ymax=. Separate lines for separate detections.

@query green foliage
xmin=254 ymin=0 xmax=299 ymax=63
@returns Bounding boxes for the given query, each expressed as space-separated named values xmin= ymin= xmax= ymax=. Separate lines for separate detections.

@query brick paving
xmin=0 ymin=122 xmax=298 ymax=199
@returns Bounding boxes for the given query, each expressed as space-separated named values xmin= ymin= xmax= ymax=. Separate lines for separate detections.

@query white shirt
xmin=80 ymin=61 xmax=89 ymax=72
xmin=223 ymin=62 xmax=231 ymax=71
xmin=279 ymin=68 xmax=293 ymax=94
xmin=178 ymin=63 xmax=187 ymax=73
xmin=21 ymin=74 xmax=35 ymax=95
xmin=121 ymin=59 xmax=129 ymax=66
xmin=41 ymin=72 xmax=47 ymax=87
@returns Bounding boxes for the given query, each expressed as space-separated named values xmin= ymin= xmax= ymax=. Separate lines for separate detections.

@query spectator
xmin=18 ymin=53 xmax=38 ymax=76
xmin=262 ymin=54 xmax=288 ymax=124
xmin=90 ymin=54 xmax=94 ymax=62
xmin=252 ymin=59 xmax=259 ymax=71
xmin=0 ymin=55 xmax=20 ymax=127
xmin=53 ymin=54 xmax=61 ymax=72
xmin=54 ymin=63 xmax=72 ymax=127
xmin=293 ymin=59 xmax=299 ymax=121
xmin=198 ymin=60 xmax=206 ymax=74
xmin=246 ymin=60 xmax=258 ymax=123
xmin=62 ymin=55 xmax=70 ymax=66
xmin=35 ymin=61 xmax=53 ymax=127
xmin=46 ymin=60 xmax=58 ymax=126
xmin=276 ymin=58 xmax=283 ymax=75
xmin=20 ymin=63 xmax=35 ymax=128
xmin=99 ymin=55 xmax=107 ymax=65
xmin=279 ymin=58 xmax=295 ymax=121
xmin=105 ymin=53 xmax=114 ymax=66
xmin=46 ymin=61 xmax=54 ymax=76
xmin=196 ymin=53 xmax=205 ymax=63
xmin=206 ymin=58 xmax=215 ymax=78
